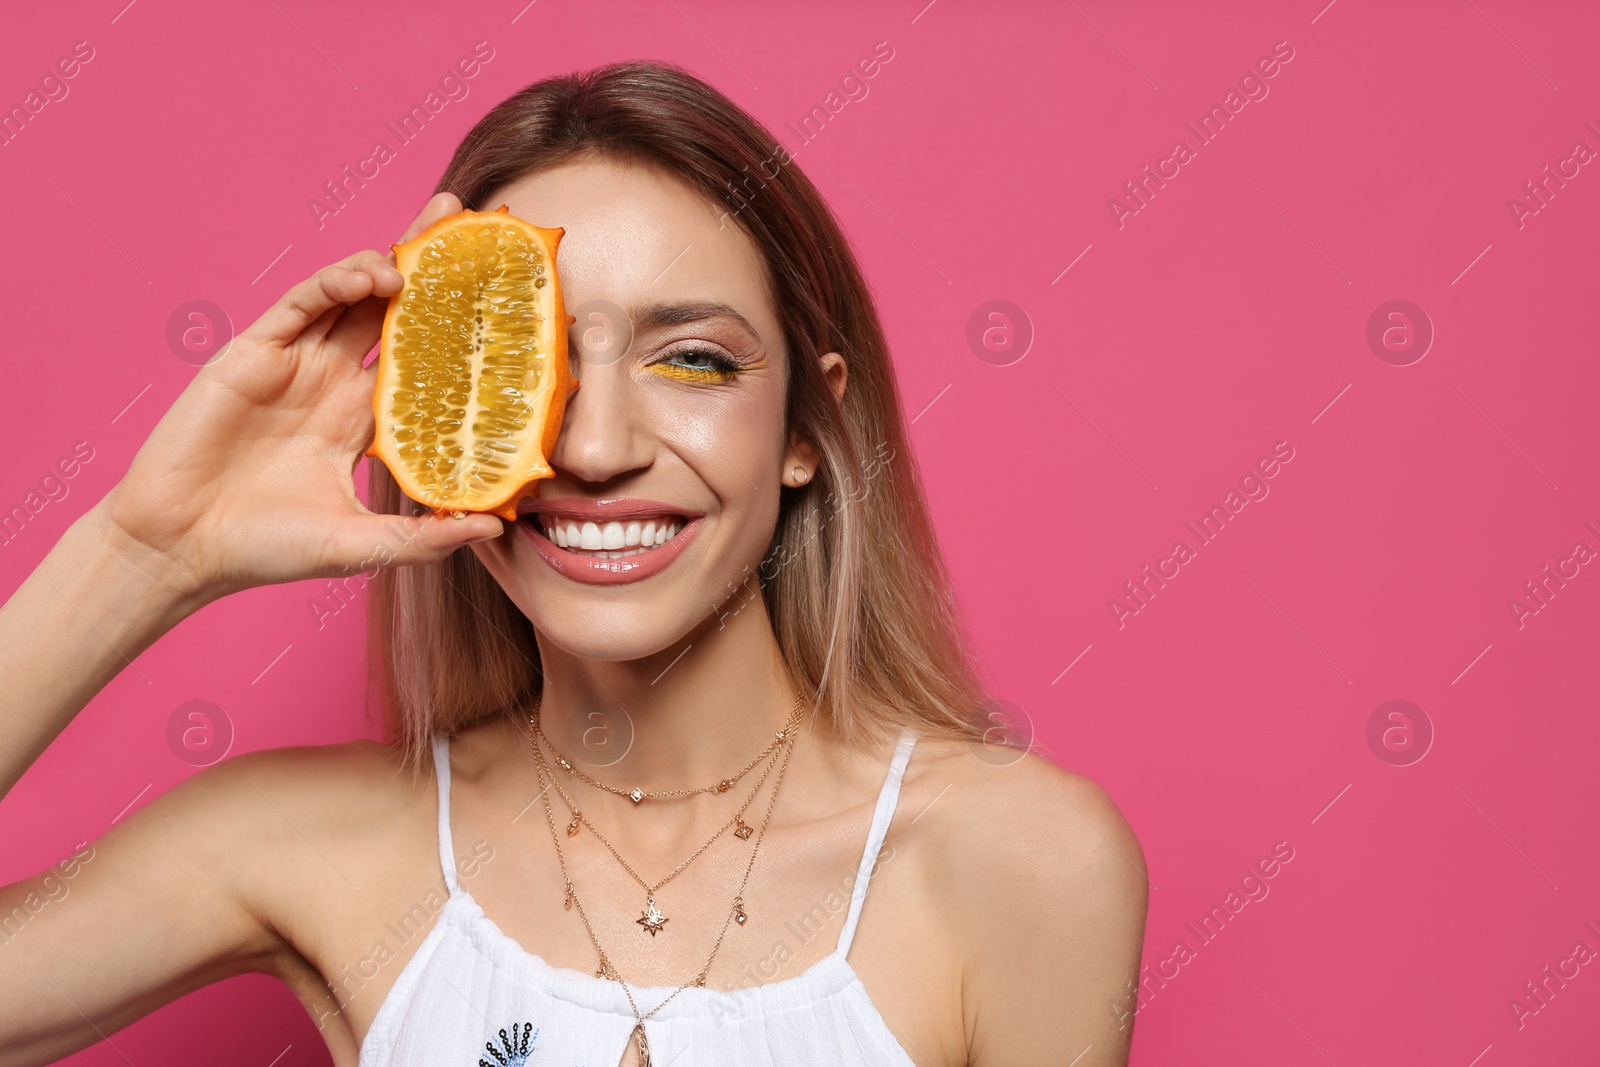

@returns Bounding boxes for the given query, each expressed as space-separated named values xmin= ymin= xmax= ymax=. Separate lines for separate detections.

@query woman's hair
xmin=365 ymin=60 xmax=994 ymax=769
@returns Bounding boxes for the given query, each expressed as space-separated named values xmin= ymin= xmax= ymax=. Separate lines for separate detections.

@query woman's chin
xmin=527 ymin=608 xmax=703 ymax=666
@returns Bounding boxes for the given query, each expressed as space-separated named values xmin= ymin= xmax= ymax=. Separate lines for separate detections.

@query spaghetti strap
xmin=835 ymin=731 xmax=918 ymax=959
xmin=432 ymin=734 xmax=458 ymax=894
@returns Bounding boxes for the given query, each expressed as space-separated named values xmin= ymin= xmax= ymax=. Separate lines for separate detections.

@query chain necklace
xmin=533 ymin=701 xmax=800 ymax=848
xmin=531 ymin=711 xmax=802 ymax=1067
xmin=533 ymin=694 xmax=803 ymax=805
xmin=529 ymin=720 xmax=784 ymax=936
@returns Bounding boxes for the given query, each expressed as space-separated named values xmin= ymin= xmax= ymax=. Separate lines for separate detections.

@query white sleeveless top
xmin=358 ymin=731 xmax=920 ymax=1067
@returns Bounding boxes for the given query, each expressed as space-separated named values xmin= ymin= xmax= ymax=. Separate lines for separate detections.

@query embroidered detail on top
xmin=477 ymin=1021 xmax=537 ymax=1066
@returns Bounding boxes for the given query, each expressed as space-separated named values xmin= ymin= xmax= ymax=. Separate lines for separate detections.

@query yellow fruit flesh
xmin=374 ymin=211 xmax=567 ymax=518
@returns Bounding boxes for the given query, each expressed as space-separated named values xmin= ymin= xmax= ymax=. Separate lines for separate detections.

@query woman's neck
xmin=530 ymin=591 xmax=805 ymax=791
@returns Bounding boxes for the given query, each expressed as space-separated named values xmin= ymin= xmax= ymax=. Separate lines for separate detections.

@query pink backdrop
xmin=3 ymin=1 xmax=1597 ymax=1063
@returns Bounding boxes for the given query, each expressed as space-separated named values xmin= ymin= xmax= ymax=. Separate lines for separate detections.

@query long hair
xmin=365 ymin=60 xmax=994 ymax=770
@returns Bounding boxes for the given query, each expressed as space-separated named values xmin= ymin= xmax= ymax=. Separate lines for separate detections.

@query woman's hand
xmin=95 ymin=192 xmax=505 ymax=606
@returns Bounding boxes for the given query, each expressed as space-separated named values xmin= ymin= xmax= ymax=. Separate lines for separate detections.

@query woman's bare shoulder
xmin=183 ymin=735 xmax=430 ymax=834
xmin=894 ymin=737 xmax=1147 ymax=1063
xmin=898 ymin=737 xmax=1147 ymax=902
xmin=143 ymin=736 xmax=440 ymax=957
xmin=193 ymin=737 xmax=442 ymax=893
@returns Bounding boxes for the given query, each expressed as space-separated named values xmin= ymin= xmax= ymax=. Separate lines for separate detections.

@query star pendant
xmin=637 ymin=896 xmax=669 ymax=937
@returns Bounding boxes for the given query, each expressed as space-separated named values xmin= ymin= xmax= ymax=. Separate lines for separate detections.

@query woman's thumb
xmin=332 ymin=510 xmax=506 ymax=570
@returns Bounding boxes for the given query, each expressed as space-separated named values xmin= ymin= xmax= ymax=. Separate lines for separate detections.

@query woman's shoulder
xmin=896 ymin=734 xmax=1148 ymax=932
xmin=195 ymin=734 xmax=430 ymax=817
xmin=143 ymin=736 xmax=437 ymax=917
xmin=163 ymin=735 xmax=437 ymax=889
xmin=891 ymin=735 xmax=1148 ymax=1058
xmin=211 ymin=736 xmax=451 ymax=881
xmin=908 ymin=742 xmax=1145 ymax=870
xmin=183 ymin=736 xmax=442 ymax=937
xmin=68 ymin=734 xmax=440 ymax=985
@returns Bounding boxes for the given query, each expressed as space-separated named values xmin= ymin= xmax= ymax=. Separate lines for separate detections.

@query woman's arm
xmin=0 ymin=500 xmax=205 ymax=796
xmin=0 ymin=746 xmax=295 ymax=1065
xmin=0 ymin=191 xmax=498 ymax=1061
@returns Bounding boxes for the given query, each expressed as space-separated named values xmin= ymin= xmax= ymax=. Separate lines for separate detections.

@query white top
xmin=358 ymin=729 xmax=920 ymax=1067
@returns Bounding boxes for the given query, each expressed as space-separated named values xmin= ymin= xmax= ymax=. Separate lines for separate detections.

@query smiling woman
xmin=0 ymin=60 xmax=1145 ymax=1067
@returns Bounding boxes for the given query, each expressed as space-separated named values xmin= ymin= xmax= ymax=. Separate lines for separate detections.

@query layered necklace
xmin=526 ymin=694 xmax=805 ymax=1067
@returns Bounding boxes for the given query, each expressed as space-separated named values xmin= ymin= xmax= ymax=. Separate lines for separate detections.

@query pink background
xmin=3 ymin=0 xmax=1598 ymax=1063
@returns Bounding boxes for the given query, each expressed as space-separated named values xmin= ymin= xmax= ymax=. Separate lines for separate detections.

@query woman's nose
xmin=548 ymin=351 xmax=653 ymax=486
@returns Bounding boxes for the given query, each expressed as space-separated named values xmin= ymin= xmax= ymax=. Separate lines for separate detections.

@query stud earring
xmin=791 ymin=465 xmax=810 ymax=485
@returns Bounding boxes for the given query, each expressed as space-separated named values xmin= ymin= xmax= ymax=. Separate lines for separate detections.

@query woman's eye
xmin=650 ymin=348 xmax=742 ymax=383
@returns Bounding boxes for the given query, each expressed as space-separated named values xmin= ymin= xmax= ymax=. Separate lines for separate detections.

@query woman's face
xmin=467 ymin=154 xmax=807 ymax=662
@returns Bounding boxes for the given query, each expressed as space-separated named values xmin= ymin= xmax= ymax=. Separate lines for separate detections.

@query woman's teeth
xmin=539 ymin=518 xmax=683 ymax=557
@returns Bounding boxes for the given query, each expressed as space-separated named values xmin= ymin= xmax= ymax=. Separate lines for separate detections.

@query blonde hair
xmin=365 ymin=61 xmax=994 ymax=769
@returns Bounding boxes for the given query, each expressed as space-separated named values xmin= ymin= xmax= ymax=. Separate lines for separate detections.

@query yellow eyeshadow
xmin=651 ymin=363 xmax=735 ymax=382
xmin=649 ymin=356 xmax=764 ymax=383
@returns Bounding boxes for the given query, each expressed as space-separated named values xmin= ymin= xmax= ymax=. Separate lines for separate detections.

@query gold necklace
xmin=530 ymin=725 xmax=783 ymax=936
xmin=532 ymin=715 xmax=801 ymax=1067
xmin=533 ymin=697 xmax=799 ymax=844
xmin=533 ymin=694 xmax=803 ymax=805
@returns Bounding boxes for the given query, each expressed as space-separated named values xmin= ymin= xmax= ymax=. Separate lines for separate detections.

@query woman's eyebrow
xmin=631 ymin=300 xmax=760 ymax=340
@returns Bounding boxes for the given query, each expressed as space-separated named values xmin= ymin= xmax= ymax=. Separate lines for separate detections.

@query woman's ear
xmin=782 ymin=351 xmax=847 ymax=487
xmin=819 ymin=350 xmax=847 ymax=404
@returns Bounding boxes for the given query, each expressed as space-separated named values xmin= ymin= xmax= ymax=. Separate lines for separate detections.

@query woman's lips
xmin=516 ymin=513 xmax=701 ymax=584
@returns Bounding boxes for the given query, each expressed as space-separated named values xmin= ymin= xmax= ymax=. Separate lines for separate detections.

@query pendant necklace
xmin=528 ymin=717 xmax=788 ymax=935
xmin=531 ymin=709 xmax=802 ymax=1067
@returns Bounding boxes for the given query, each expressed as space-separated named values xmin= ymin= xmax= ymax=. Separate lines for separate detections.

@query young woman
xmin=0 ymin=62 xmax=1146 ymax=1066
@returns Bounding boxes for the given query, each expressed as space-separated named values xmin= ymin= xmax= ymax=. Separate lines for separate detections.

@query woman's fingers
xmin=302 ymin=252 xmax=404 ymax=352
xmin=324 ymin=195 xmax=463 ymax=361
xmin=93 ymin=193 xmax=482 ymax=602
xmin=325 ymin=292 xmax=389 ymax=363
xmin=249 ymin=258 xmax=380 ymax=347
xmin=350 ymin=249 xmax=404 ymax=293
xmin=246 ymin=194 xmax=461 ymax=350
xmin=325 ymin=509 xmax=504 ymax=572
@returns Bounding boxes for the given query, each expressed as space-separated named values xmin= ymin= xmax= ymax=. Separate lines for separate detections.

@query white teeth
xmin=534 ymin=515 xmax=689 ymax=554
